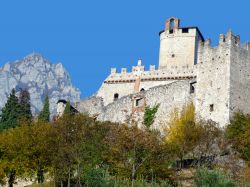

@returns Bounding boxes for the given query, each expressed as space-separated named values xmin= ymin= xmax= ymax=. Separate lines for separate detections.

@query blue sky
xmin=0 ymin=0 xmax=249 ymax=98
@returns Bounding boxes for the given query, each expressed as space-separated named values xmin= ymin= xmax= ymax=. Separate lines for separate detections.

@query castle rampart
xmin=82 ymin=18 xmax=250 ymax=128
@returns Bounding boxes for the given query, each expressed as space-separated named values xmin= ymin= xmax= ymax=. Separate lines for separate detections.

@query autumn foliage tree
xmin=105 ymin=124 xmax=172 ymax=183
xmin=165 ymin=103 xmax=202 ymax=167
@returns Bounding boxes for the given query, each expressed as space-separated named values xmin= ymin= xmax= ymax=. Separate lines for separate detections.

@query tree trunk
xmin=76 ymin=164 xmax=82 ymax=187
xmin=60 ymin=180 xmax=63 ymax=187
xmin=131 ymin=163 xmax=135 ymax=187
xmin=37 ymin=168 xmax=44 ymax=183
xmin=8 ymin=170 xmax=16 ymax=187
xmin=67 ymin=168 xmax=71 ymax=187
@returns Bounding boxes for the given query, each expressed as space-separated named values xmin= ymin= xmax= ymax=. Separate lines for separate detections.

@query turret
xmin=159 ymin=17 xmax=204 ymax=69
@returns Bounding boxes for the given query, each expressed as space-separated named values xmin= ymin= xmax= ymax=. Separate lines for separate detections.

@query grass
xmin=25 ymin=182 xmax=54 ymax=187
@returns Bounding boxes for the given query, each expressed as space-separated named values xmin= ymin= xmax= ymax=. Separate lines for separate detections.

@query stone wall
xmin=97 ymin=61 xmax=196 ymax=106
xmin=195 ymin=31 xmax=250 ymax=126
xmin=230 ymin=43 xmax=250 ymax=118
xmin=96 ymin=80 xmax=194 ymax=131
xmin=76 ymin=96 xmax=104 ymax=116
xmin=195 ymin=37 xmax=231 ymax=125
xmin=91 ymin=18 xmax=250 ymax=129
xmin=159 ymin=21 xmax=203 ymax=69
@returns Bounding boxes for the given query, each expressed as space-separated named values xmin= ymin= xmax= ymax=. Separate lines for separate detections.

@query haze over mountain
xmin=0 ymin=53 xmax=81 ymax=117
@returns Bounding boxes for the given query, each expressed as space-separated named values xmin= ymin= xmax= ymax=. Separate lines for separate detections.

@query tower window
xmin=140 ymin=88 xmax=145 ymax=92
xmin=172 ymin=54 xmax=175 ymax=58
xmin=209 ymin=104 xmax=214 ymax=112
xmin=114 ymin=93 xmax=119 ymax=101
xmin=190 ymin=82 xmax=196 ymax=94
xmin=182 ymin=28 xmax=189 ymax=33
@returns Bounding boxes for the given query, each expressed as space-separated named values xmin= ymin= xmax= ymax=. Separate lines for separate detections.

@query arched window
xmin=140 ymin=88 xmax=145 ymax=92
xmin=169 ymin=19 xmax=175 ymax=34
xmin=114 ymin=93 xmax=119 ymax=101
xmin=170 ymin=19 xmax=175 ymax=30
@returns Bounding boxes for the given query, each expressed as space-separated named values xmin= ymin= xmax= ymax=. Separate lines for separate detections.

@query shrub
xmin=84 ymin=168 xmax=111 ymax=187
xmin=194 ymin=167 xmax=236 ymax=187
xmin=143 ymin=104 xmax=160 ymax=128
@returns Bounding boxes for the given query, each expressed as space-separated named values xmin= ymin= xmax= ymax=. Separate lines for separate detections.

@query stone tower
xmin=158 ymin=17 xmax=204 ymax=69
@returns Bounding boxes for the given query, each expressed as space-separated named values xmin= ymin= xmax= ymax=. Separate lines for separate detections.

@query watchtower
xmin=158 ymin=17 xmax=204 ymax=69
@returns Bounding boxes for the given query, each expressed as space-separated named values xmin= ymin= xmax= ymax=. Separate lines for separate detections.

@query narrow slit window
xmin=209 ymin=104 xmax=214 ymax=112
xmin=190 ymin=82 xmax=196 ymax=94
xmin=114 ymin=93 xmax=119 ymax=101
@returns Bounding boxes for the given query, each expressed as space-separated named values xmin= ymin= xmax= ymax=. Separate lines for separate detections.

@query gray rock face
xmin=0 ymin=53 xmax=81 ymax=117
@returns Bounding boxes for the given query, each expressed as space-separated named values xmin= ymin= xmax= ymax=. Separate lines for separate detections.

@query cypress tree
xmin=63 ymin=101 xmax=71 ymax=116
xmin=19 ymin=89 xmax=32 ymax=121
xmin=38 ymin=95 xmax=50 ymax=122
xmin=0 ymin=89 xmax=20 ymax=130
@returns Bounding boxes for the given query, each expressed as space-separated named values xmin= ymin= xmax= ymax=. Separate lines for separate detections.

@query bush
xmin=194 ymin=167 xmax=236 ymax=187
xmin=83 ymin=168 xmax=108 ymax=187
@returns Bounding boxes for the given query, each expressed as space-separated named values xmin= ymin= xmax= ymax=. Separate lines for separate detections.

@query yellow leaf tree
xmin=165 ymin=103 xmax=202 ymax=168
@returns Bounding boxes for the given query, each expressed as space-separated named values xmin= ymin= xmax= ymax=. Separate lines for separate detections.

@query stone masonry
xmin=75 ymin=17 xmax=250 ymax=128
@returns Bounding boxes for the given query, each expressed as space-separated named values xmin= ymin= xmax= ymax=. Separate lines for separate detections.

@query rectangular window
xmin=182 ymin=28 xmax=189 ymax=33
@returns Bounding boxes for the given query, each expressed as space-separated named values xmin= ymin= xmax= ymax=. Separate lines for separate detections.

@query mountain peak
xmin=0 ymin=54 xmax=81 ymax=117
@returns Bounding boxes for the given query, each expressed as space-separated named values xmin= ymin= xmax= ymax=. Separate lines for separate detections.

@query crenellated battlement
xmin=94 ymin=17 xmax=250 ymax=127
xmin=105 ymin=59 xmax=196 ymax=84
xmin=199 ymin=30 xmax=249 ymax=51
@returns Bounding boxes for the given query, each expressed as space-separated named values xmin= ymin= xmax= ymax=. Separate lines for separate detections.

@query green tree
xmin=226 ymin=112 xmax=250 ymax=161
xmin=0 ymin=89 xmax=20 ymax=130
xmin=18 ymin=89 xmax=32 ymax=121
xmin=0 ymin=120 xmax=54 ymax=185
xmin=38 ymin=95 xmax=50 ymax=122
xmin=0 ymin=126 xmax=27 ymax=187
xmin=63 ymin=101 xmax=71 ymax=116
xmin=22 ymin=121 xmax=53 ymax=184
xmin=51 ymin=114 xmax=93 ymax=186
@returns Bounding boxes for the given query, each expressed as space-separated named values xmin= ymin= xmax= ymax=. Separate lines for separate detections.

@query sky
xmin=0 ymin=0 xmax=249 ymax=98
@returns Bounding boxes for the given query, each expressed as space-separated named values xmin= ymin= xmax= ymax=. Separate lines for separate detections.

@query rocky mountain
xmin=0 ymin=53 xmax=81 ymax=117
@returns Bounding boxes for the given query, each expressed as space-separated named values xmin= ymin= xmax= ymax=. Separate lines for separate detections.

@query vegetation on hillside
xmin=0 ymin=90 xmax=250 ymax=186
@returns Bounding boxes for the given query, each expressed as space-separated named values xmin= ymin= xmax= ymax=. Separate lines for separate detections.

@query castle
xmin=74 ymin=17 xmax=250 ymax=128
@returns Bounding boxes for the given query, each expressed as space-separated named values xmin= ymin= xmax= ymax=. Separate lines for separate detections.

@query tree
xmin=165 ymin=103 xmax=202 ymax=168
xmin=0 ymin=89 xmax=20 ymax=130
xmin=195 ymin=120 xmax=223 ymax=163
xmin=51 ymin=114 xmax=95 ymax=187
xmin=226 ymin=112 xmax=250 ymax=161
xmin=63 ymin=101 xmax=71 ymax=116
xmin=0 ymin=126 xmax=27 ymax=187
xmin=18 ymin=89 xmax=32 ymax=121
xmin=38 ymin=95 xmax=50 ymax=122
xmin=0 ymin=120 xmax=54 ymax=185
xmin=104 ymin=124 xmax=172 ymax=184
xmin=22 ymin=121 xmax=53 ymax=184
